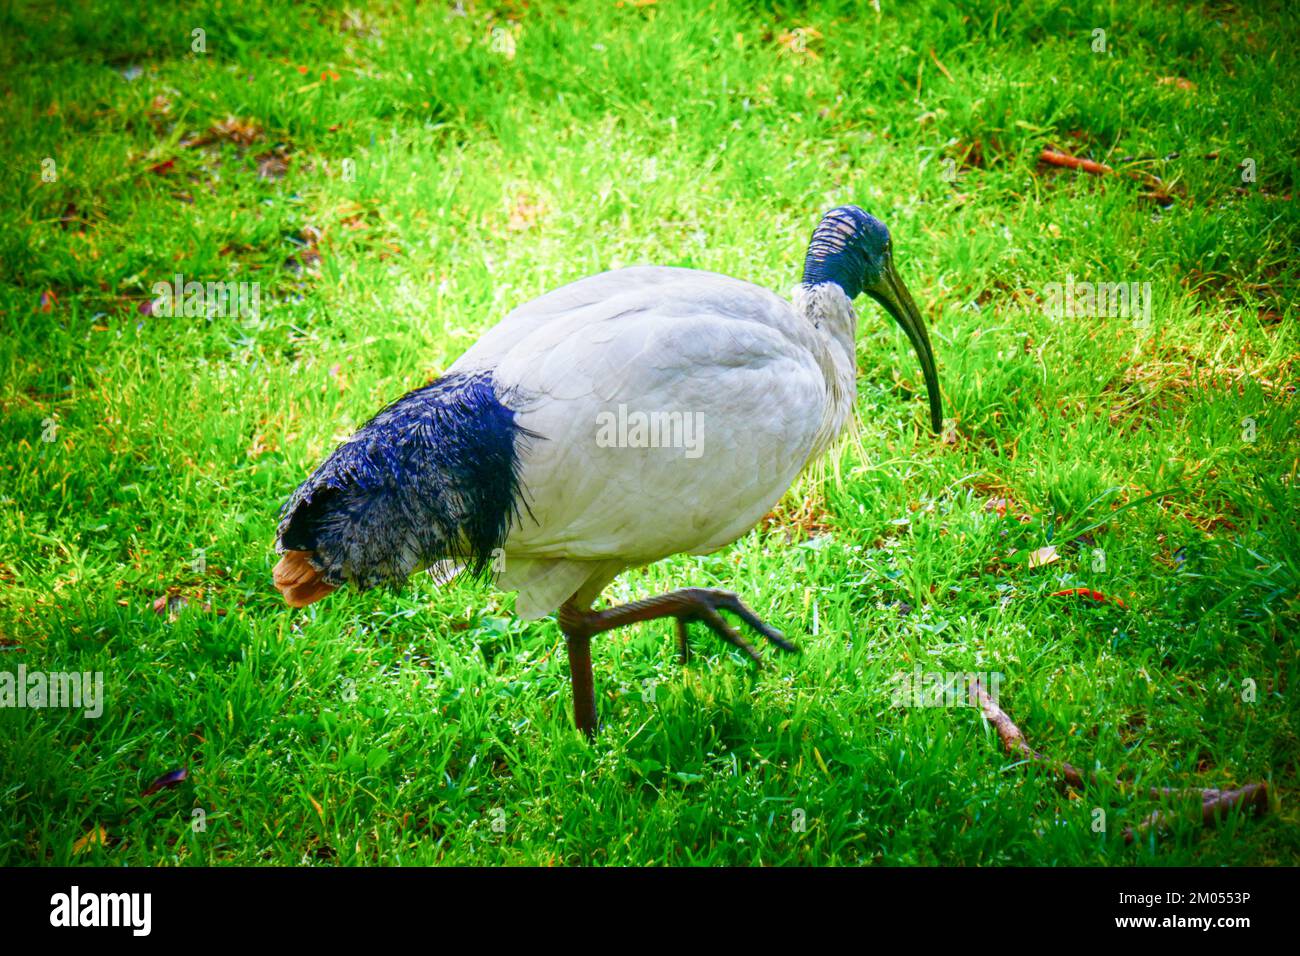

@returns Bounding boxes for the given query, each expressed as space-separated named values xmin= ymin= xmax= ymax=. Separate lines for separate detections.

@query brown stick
xmin=970 ymin=681 xmax=1269 ymax=843
xmin=1038 ymin=147 xmax=1176 ymax=204
xmin=1126 ymin=784 xmax=1270 ymax=845
xmin=1039 ymin=147 xmax=1113 ymax=176
xmin=971 ymin=679 xmax=1088 ymax=788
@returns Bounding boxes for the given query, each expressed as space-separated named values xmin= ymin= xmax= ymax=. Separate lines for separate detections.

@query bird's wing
xmin=453 ymin=268 xmax=829 ymax=566
xmin=454 ymin=266 xmax=824 ymax=376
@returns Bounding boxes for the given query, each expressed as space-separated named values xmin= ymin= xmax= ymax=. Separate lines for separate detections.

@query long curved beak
xmin=866 ymin=257 xmax=943 ymax=433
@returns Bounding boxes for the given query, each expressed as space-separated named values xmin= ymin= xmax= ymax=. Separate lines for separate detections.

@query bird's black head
xmin=801 ymin=205 xmax=944 ymax=433
xmin=801 ymin=204 xmax=891 ymax=300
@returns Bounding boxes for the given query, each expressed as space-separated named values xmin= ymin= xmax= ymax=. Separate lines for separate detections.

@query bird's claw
xmin=674 ymin=588 xmax=800 ymax=665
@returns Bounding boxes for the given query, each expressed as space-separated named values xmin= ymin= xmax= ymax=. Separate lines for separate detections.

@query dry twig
xmin=971 ymin=680 xmax=1269 ymax=843
xmin=1038 ymin=146 xmax=1178 ymax=204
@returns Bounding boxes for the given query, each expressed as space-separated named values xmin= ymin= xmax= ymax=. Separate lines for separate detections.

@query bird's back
xmin=449 ymin=267 xmax=837 ymax=614
xmin=452 ymin=266 xmax=816 ymax=373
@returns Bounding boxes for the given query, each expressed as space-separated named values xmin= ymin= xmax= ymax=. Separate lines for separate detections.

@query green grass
xmin=1 ymin=0 xmax=1297 ymax=866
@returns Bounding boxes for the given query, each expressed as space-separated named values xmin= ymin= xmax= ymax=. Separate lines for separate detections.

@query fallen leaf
xmin=985 ymin=497 xmax=1010 ymax=518
xmin=1027 ymin=545 xmax=1059 ymax=569
xmin=152 ymin=594 xmax=188 ymax=618
xmin=210 ymin=116 xmax=263 ymax=146
xmin=73 ymin=825 xmax=108 ymax=855
xmin=1050 ymin=587 xmax=1127 ymax=609
xmin=256 ymin=152 xmax=290 ymax=180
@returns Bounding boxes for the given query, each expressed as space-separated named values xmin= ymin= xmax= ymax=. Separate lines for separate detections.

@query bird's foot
xmin=558 ymin=588 xmax=799 ymax=739
xmin=670 ymin=588 xmax=799 ymax=665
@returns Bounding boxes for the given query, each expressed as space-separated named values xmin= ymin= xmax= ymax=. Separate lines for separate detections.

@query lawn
xmin=0 ymin=0 xmax=1296 ymax=866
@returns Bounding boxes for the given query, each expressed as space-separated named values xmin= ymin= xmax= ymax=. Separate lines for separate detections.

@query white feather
xmin=449 ymin=267 xmax=858 ymax=617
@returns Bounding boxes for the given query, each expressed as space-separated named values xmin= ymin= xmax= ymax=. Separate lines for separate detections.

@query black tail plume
xmin=275 ymin=371 xmax=532 ymax=593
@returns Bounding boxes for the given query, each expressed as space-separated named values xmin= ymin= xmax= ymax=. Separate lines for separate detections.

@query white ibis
xmin=274 ymin=205 xmax=942 ymax=737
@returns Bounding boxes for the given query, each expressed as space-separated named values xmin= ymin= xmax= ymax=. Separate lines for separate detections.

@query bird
xmin=273 ymin=205 xmax=942 ymax=737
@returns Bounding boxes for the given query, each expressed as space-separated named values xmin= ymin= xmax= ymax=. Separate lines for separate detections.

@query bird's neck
xmin=793 ymin=281 xmax=858 ymax=458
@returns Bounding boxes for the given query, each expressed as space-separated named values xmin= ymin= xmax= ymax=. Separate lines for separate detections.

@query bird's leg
xmin=557 ymin=589 xmax=799 ymax=737
xmin=563 ymin=630 xmax=598 ymax=740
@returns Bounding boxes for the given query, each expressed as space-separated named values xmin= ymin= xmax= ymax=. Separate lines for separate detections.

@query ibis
xmin=274 ymin=205 xmax=942 ymax=737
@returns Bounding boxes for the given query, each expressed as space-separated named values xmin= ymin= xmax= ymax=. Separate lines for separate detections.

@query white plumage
xmin=274 ymin=205 xmax=941 ymax=736
xmin=468 ymin=267 xmax=858 ymax=619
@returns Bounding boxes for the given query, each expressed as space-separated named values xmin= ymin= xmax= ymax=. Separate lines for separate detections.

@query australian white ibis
xmin=274 ymin=205 xmax=942 ymax=737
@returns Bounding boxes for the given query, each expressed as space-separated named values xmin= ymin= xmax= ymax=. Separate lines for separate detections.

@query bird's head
xmin=802 ymin=205 xmax=943 ymax=433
